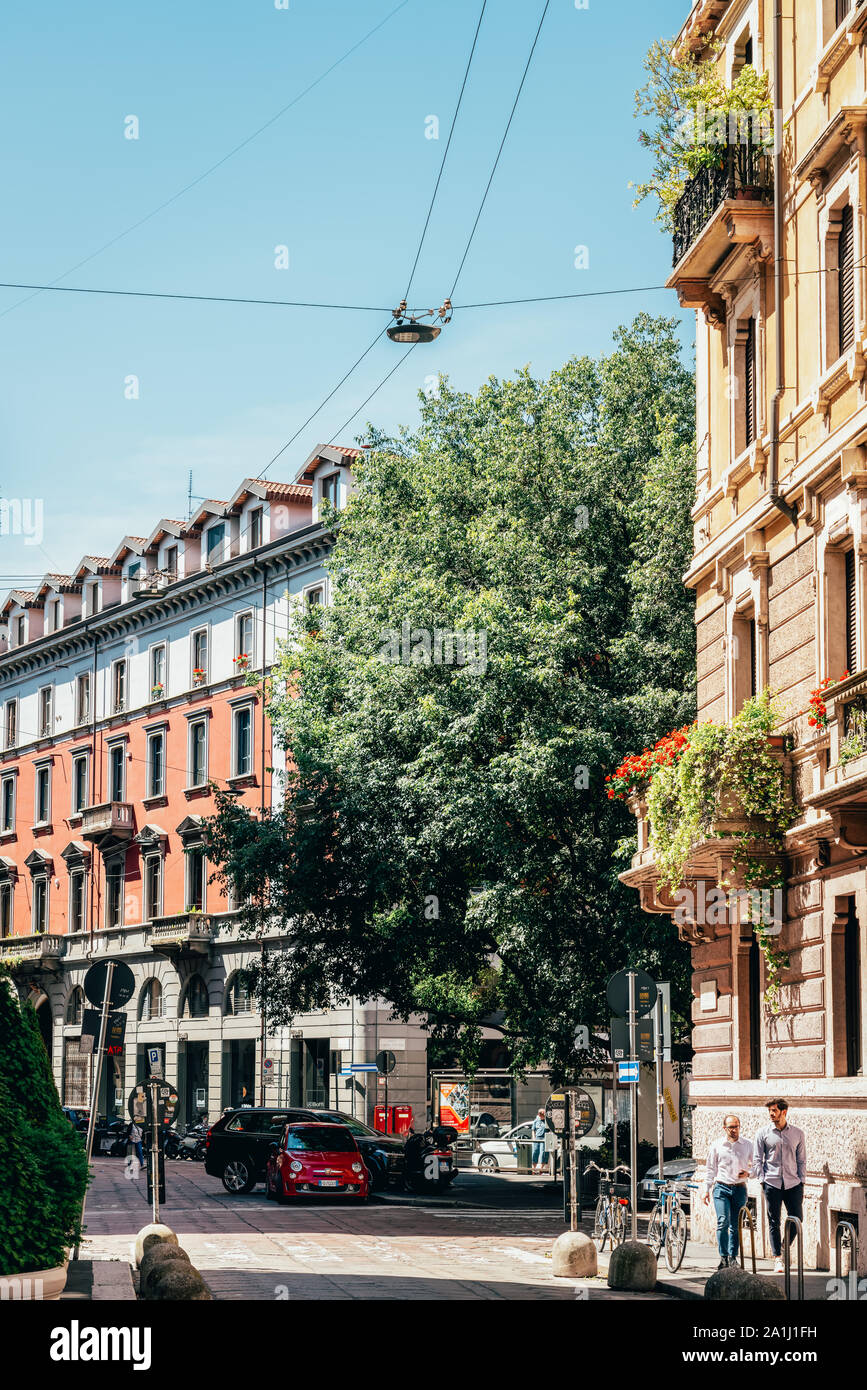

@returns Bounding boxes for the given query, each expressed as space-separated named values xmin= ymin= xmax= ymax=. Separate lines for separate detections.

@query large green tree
xmin=203 ymin=314 xmax=696 ymax=1076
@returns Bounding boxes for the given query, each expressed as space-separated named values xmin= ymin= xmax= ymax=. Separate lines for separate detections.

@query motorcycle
xmin=403 ymin=1124 xmax=459 ymax=1194
xmin=176 ymin=1122 xmax=209 ymax=1161
xmin=163 ymin=1127 xmax=182 ymax=1160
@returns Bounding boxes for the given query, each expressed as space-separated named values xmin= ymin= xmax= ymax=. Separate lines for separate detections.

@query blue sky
xmin=0 ymin=0 xmax=689 ymax=581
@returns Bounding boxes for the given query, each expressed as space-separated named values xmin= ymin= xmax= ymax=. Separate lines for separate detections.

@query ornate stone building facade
xmin=623 ymin=0 xmax=867 ymax=1268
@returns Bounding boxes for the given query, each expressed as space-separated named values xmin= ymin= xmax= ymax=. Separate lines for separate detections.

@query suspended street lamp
xmin=387 ymin=298 xmax=452 ymax=344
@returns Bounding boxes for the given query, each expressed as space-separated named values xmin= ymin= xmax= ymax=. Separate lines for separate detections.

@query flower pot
xmin=1 ymin=1258 xmax=69 ymax=1300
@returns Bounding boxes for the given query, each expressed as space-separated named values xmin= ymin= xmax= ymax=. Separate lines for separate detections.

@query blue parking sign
xmin=618 ymin=1060 xmax=639 ymax=1084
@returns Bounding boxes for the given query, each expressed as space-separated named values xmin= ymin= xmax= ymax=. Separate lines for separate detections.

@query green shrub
xmin=0 ymin=971 xmax=89 ymax=1274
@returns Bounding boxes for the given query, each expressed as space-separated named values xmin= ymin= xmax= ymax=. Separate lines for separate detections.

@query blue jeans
xmin=532 ymin=1141 xmax=544 ymax=1166
xmin=712 ymin=1182 xmax=748 ymax=1260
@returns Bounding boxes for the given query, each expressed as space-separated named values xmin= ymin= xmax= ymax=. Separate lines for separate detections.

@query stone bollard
xmin=704 ymin=1265 xmax=786 ymax=1301
xmin=149 ymin=1263 xmax=212 ymax=1301
xmin=134 ymin=1224 xmax=179 ymax=1268
xmin=140 ymin=1245 xmax=191 ymax=1300
xmin=607 ymin=1240 xmax=658 ymax=1292
xmin=552 ymin=1231 xmax=597 ymax=1279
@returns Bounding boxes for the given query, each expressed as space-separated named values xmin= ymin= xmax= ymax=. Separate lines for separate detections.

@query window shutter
xmin=837 ymin=0 xmax=852 ymax=28
xmin=744 ymin=318 xmax=756 ymax=446
xmin=839 ymin=204 xmax=855 ymax=356
xmin=846 ymin=547 xmax=857 ymax=673
xmin=750 ymin=618 xmax=758 ymax=697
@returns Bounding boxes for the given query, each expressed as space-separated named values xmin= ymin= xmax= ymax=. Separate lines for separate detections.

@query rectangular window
xmin=150 ymin=643 xmax=166 ymax=697
xmin=248 ymin=507 xmax=263 ymax=550
xmin=106 ymin=860 xmax=123 ymax=928
xmin=0 ymin=882 xmax=12 ymax=937
xmin=837 ymin=0 xmax=852 ymax=28
xmin=165 ymin=545 xmax=178 ymax=579
xmin=205 ymin=524 xmax=225 ymax=563
xmin=233 ymin=707 xmax=253 ymax=777
xmin=111 ymin=659 xmax=127 ymax=714
xmin=69 ymin=870 xmax=87 ymax=934
xmin=839 ymin=203 xmax=855 ymax=357
xmin=235 ymin=611 xmax=253 ymax=661
xmin=5 ymin=700 xmax=17 ymax=750
xmin=84 ymin=584 xmax=99 ymax=617
xmin=35 ymin=765 xmax=51 ymax=824
xmin=145 ymin=856 xmax=162 ymax=920
xmin=32 ymin=876 xmax=48 ymax=933
xmin=76 ymin=673 xmax=91 ymax=726
xmin=109 ymin=744 xmax=126 ymax=802
xmin=321 ymin=473 xmax=340 ymax=510
xmin=845 ymin=900 xmax=862 ymax=1076
xmin=744 ymin=317 xmax=756 ymax=447
xmin=72 ymin=754 xmax=89 ymax=813
xmin=147 ymin=731 xmax=165 ymax=798
xmin=1 ymin=775 xmax=15 ymax=833
xmin=192 ymin=629 xmax=208 ymax=683
xmin=186 ymin=847 xmax=205 ymax=912
xmin=748 ymin=937 xmax=762 ymax=1079
xmin=39 ymin=686 xmax=53 ymax=738
xmin=189 ymin=719 xmax=207 ymax=787
xmin=15 ymin=616 xmax=25 ymax=646
xmin=50 ymin=598 xmax=61 ymax=632
xmin=846 ymin=548 xmax=857 ymax=675
xmin=749 ymin=618 xmax=757 ymax=699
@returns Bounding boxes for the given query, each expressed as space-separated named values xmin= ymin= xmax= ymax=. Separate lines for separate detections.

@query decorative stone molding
xmin=795 ymin=108 xmax=867 ymax=197
xmin=672 ymin=277 xmax=727 ymax=326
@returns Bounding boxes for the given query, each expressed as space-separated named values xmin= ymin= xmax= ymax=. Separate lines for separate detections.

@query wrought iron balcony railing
xmin=672 ymin=139 xmax=773 ymax=267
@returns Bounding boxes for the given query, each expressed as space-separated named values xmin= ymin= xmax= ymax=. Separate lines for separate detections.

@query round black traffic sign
xmin=606 ymin=968 xmax=658 ymax=1019
xmin=128 ymin=1080 xmax=179 ymax=1127
xmin=545 ymin=1088 xmax=596 ymax=1139
xmin=376 ymin=1050 xmax=396 ymax=1075
xmin=84 ymin=959 xmax=135 ymax=1009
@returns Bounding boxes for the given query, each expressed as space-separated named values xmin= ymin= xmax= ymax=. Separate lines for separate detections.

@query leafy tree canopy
xmin=203 ymin=314 xmax=696 ymax=1077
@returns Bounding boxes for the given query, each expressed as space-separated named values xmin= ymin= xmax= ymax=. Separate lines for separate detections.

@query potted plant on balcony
xmin=233 ymin=653 xmax=250 ymax=675
xmin=0 ymin=968 xmax=89 ymax=1298
xmin=151 ymin=682 xmax=165 ymax=701
xmin=192 ymin=668 xmax=206 ymax=687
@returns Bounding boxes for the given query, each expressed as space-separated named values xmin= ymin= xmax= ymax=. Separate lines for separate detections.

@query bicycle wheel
xmin=592 ymin=1197 xmax=609 ymax=1251
xmin=612 ymin=1200 xmax=630 ymax=1246
xmin=664 ymin=1204 xmax=688 ymax=1272
xmin=646 ymin=1204 xmax=663 ymax=1257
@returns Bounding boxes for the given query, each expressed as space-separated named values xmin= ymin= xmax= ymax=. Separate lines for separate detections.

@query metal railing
xmin=672 ymin=136 xmax=773 ymax=266
xmin=738 ymin=1204 xmax=757 ymax=1273
xmin=835 ymin=1219 xmax=859 ymax=1279
xmin=783 ymin=1215 xmax=805 ymax=1301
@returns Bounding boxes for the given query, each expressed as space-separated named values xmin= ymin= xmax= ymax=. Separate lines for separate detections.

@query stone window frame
xmin=726 ymin=280 xmax=763 ymax=469
xmin=818 ymin=167 xmax=860 ymax=377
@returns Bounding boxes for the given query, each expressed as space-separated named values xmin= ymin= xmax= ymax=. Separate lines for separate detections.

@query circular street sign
xmin=84 ymin=959 xmax=136 ymax=1010
xmin=606 ymin=968 xmax=658 ymax=1020
xmin=128 ymin=1080 xmax=179 ymax=1127
xmin=376 ymin=1050 xmax=396 ymax=1075
xmin=545 ymin=1089 xmax=597 ymax=1139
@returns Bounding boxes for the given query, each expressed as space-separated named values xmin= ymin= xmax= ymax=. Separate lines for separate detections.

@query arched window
xmin=224 ymin=973 xmax=252 ymax=1016
xmin=181 ymin=975 xmax=209 ymax=1019
xmin=139 ymin=979 xmax=163 ymax=1022
xmin=66 ymin=986 xmax=84 ymax=1025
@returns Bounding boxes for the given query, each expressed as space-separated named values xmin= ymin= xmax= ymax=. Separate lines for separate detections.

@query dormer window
xmin=14 ymin=616 xmax=24 ymax=646
xmin=48 ymin=598 xmax=61 ymax=632
xmin=248 ymin=508 xmax=263 ymax=549
xmin=165 ymin=545 xmax=178 ymax=579
xmin=205 ymin=524 xmax=225 ymax=565
xmin=321 ymin=474 xmax=341 ymax=511
xmin=84 ymin=582 xmax=99 ymax=617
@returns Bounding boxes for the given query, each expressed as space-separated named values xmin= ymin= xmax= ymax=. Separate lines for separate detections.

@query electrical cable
xmin=449 ymin=0 xmax=551 ymax=301
xmin=403 ymin=0 xmax=488 ymax=303
xmin=0 ymin=0 xmax=415 ymax=322
xmin=0 ymin=281 xmax=390 ymax=312
xmin=326 ymin=342 xmax=419 ymax=445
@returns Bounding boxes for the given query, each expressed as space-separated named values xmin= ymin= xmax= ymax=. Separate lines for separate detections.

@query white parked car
xmin=471 ymin=1121 xmax=535 ymax=1173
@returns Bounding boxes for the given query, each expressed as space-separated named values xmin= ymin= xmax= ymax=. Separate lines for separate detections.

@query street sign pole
xmin=568 ymin=1090 xmax=578 ymax=1233
xmin=654 ymin=996 xmax=665 ymax=1186
xmin=75 ymin=960 xmax=115 ymax=1260
xmin=612 ymin=1054 xmax=618 ymax=1171
xmin=149 ymin=1077 xmax=160 ymax=1226
xmin=628 ymin=969 xmax=638 ymax=1240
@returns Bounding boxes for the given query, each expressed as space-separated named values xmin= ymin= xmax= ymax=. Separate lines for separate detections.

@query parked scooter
xmin=403 ymin=1124 xmax=458 ymax=1194
xmin=163 ymin=1126 xmax=182 ymax=1160
xmin=176 ymin=1122 xmax=209 ymax=1161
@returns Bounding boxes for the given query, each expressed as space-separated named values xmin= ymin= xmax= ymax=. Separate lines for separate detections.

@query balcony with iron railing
xmin=667 ymin=136 xmax=774 ymax=322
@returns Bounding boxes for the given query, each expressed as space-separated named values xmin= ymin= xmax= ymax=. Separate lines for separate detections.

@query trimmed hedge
xmin=0 ymin=970 xmax=89 ymax=1274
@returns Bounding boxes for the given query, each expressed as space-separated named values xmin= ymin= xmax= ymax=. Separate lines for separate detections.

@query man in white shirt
xmin=702 ymin=1115 xmax=754 ymax=1269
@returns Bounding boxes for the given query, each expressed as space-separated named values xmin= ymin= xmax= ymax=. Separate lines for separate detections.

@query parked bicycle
xmin=646 ymin=1176 xmax=699 ymax=1272
xmin=585 ymin=1162 xmax=632 ymax=1251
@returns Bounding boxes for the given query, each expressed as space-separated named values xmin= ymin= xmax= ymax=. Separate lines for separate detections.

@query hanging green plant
xmin=640 ymin=692 xmax=796 ymax=1010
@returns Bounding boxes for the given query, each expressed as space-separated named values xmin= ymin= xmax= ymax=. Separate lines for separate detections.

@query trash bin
xmin=515 ymin=1139 xmax=534 ymax=1173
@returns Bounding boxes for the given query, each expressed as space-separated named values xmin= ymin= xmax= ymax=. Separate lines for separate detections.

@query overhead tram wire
xmin=0 ymin=0 xmax=415 ymax=322
xmin=448 ymin=0 xmax=551 ymax=303
xmin=0 ymin=282 xmax=390 ymax=312
xmin=327 ymin=342 xmax=420 ymax=446
xmin=402 ymin=0 xmax=488 ymax=305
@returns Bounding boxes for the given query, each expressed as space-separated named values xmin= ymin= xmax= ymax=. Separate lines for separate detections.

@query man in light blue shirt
xmin=754 ymin=1098 xmax=807 ymax=1273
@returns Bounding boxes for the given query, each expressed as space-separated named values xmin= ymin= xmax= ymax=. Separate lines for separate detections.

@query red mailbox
xmin=374 ymin=1104 xmax=414 ymax=1135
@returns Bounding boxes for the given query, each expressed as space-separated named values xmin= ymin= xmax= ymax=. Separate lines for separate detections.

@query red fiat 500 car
xmin=266 ymin=1123 xmax=370 ymax=1202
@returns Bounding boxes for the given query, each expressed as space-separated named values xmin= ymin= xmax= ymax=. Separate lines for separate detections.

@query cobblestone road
xmin=81 ymin=1159 xmax=671 ymax=1301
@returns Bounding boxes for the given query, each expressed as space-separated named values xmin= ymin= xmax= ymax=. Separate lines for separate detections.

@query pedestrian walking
xmin=531 ymin=1109 xmax=547 ymax=1174
xmin=754 ymin=1098 xmax=806 ymax=1274
xmin=702 ymin=1115 xmax=753 ymax=1269
xmin=126 ymin=1119 xmax=144 ymax=1169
